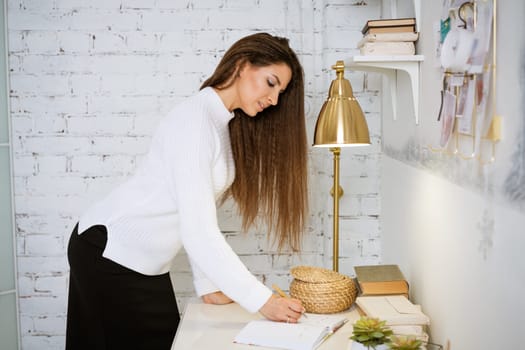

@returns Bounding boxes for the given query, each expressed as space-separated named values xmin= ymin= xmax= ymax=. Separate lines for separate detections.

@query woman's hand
xmin=258 ymin=294 xmax=305 ymax=323
xmin=201 ymin=291 xmax=234 ymax=305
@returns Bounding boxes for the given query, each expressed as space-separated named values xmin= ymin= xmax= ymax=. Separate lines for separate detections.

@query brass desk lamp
xmin=313 ymin=60 xmax=371 ymax=272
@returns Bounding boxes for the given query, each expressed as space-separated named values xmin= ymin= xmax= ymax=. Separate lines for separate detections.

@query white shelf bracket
xmin=345 ymin=55 xmax=424 ymax=125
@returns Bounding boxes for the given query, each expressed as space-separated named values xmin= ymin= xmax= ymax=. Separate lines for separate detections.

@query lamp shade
xmin=313 ymin=60 xmax=370 ymax=147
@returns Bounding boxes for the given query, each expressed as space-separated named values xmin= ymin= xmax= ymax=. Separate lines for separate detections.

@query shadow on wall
xmin=503 ymin=43 xmax=525 ymax=206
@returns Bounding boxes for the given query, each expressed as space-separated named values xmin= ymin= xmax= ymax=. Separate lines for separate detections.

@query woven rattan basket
xmin=289 ymin=265 xmax=357 ymax=314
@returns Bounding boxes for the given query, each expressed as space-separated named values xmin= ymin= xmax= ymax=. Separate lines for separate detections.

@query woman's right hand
xmin=258 ymin=294 xmax=305 ymax=323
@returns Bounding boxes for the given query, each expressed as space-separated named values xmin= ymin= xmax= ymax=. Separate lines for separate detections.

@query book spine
xmin=357 ymin=32 xmax=419 ymax=48
xmin=359 ymin=42 xmax=415 ymax=56
xmin=362 ymin=25 xmax=416 ymax=35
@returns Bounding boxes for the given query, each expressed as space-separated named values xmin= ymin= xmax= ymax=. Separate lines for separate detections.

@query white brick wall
xmin=7 ymin=0 xmax=382 ymax=348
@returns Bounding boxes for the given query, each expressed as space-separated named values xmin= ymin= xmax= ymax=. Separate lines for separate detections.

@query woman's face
xmin=235 ymin=62 xmax=292 ymax=117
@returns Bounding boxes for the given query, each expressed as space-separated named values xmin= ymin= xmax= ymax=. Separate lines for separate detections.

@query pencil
xmin=272 ymin=284 xmax=288 ymax=298
xmin=272 ymin=284 xmax=307 ymax=318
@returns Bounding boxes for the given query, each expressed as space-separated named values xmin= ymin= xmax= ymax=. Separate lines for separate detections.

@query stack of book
xmin=354 ymin=264 xmax=410 ymax=299
xmin=358 ymin=18 xmax=418 ymax=55
xmin=356 ymin=295 xmax=430 ymax=343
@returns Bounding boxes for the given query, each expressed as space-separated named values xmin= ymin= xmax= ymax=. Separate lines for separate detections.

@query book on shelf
xmin=354 ymin=264 xmax=409 ymax=297
xmin=364 ymin=25 xmax=416 ymax=35
xmin=359 ymin=42 xmax=415 ymax=56
xmin=361 ymin=17 xmax=416 ymax=35
xmin=357 ymin=32 xmax=419 ymax=47
xmin=356 ymin=295 xmax=430 ymax=326
xmin=364 ymin=17 xmax=416 ymax=27
xmin=233 ymin=313 xmax=348 ymax=350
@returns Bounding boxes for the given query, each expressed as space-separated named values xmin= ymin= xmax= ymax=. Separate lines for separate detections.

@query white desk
xmin=171 ymin=300 xmax=361 ymax=350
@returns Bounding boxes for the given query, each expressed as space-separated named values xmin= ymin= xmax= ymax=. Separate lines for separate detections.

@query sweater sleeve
xmin=157 ymin=107 xmax=272 ymax=313
xmin=189 ymin=256 xmax=220 ymax=296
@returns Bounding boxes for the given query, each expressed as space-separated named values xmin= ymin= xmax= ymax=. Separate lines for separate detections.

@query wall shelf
xmin=345 ymin=55 xmax=424 ymax=124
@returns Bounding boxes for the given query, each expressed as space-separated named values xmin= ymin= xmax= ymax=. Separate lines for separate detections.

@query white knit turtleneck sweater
xmin=78 ymin=87 xmax=272 ymax=313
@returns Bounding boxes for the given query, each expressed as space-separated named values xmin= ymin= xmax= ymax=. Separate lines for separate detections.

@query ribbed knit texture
xmin=78 ymin=87 xmax=272 ymax=313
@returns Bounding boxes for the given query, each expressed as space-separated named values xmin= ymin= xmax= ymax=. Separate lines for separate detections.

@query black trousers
xmin=66 ymin=224 xmax=180 ymax=350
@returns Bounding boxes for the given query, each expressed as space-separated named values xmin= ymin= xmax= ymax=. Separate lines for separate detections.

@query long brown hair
xmin=201 ymin=33 xmax=308 ymax=251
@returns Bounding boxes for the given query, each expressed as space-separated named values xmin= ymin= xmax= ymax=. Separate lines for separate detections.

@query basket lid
xmin=290 ymin=265 xmax=346 ymax=283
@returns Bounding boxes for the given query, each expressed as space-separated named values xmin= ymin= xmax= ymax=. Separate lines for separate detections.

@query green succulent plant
xmin=351 ymin=316 xmax=393 ymax=349
xmin=387 ymin=335 xmax=423 ymax=350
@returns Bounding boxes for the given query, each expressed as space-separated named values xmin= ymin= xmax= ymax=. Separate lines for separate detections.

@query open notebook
xmin=233 ymin=313 xmax=348 ymax=350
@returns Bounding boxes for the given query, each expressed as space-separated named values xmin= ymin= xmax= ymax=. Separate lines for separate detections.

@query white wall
xmin=382 ymin=158 xmax=525 ymax=350
xmin=7 ymin=0 xmax=383 ymax=348
xmin=381 ymin=1 xmax=525 ymax=349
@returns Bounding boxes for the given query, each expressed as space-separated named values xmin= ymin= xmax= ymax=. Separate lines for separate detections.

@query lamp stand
xmin=330 ymin=147 xmax=343 ymax=272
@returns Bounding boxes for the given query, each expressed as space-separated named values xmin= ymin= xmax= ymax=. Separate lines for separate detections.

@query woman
xmin=66 ymin=32 xmax=309 ymax=349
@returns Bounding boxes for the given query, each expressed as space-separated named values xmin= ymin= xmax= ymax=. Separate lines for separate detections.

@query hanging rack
xmin=428 ymin=0 xmax=500 ymax=164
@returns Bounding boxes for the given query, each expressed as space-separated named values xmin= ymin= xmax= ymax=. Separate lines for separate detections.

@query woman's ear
xmin=235 ymin=60 xmax=249 ymax=78
xmin=219 ymin=61 xmax=246 ymax=89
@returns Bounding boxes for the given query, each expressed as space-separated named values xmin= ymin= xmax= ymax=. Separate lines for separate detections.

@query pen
xmin=320 ymin=318 xmax=348 ymax=343
xmin=332 ymin=318 xmax=348 ymax=333
xmin=272 ymin=284 xmax=308 ymax=319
